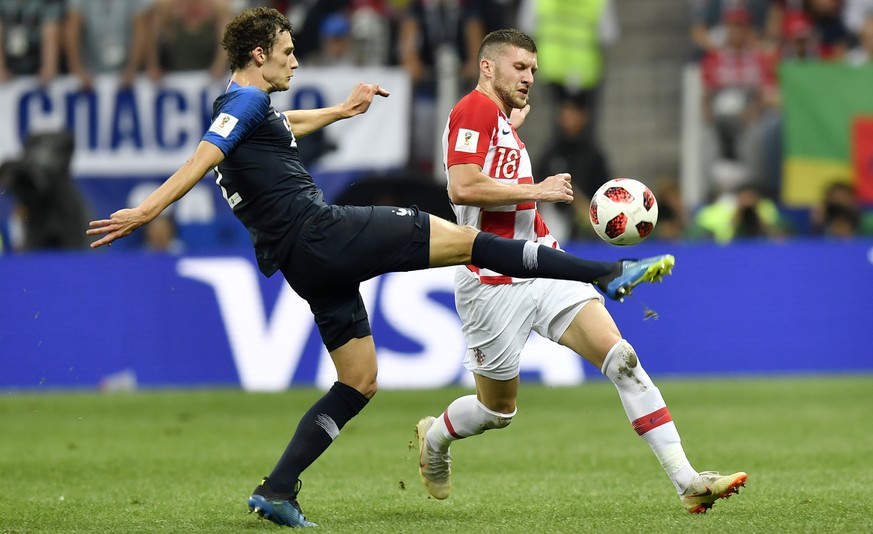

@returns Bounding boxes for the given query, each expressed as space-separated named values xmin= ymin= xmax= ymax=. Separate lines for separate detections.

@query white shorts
xmin=454 ymin=268 xmax=604 ymax=380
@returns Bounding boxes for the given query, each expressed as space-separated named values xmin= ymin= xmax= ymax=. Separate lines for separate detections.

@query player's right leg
xmin=426 ymin=215 xmax=673 ymax=299
xmin=557 ymin=300 xmax=747 ymax=513
xmin=417 ymin=377 xmax=517 ymax=500
xmin=417 ymin=274 xmax=525 ymax=499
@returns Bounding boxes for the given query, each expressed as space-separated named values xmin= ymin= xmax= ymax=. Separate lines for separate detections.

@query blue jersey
xmin=202 ymin=82 xmax=327 ymax=276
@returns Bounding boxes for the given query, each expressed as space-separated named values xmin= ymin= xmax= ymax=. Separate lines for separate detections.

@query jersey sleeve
xmin=446 ymin=98 xmax=496 ymax=168
xmin=201 ymin=87 xmax=271 ymax=155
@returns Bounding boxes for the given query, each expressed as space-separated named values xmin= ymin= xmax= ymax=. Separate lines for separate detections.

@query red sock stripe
xmin=631 ymin=407 xmax=672 ymax=436
xmin=443 ymin=411 xmax=463 ymax=439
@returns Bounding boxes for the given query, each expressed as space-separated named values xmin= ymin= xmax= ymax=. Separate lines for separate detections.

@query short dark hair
xmin=221 ymin=7 xmax=293 ymax=72
xmin=478 ymin=28 xmax=537 ymax=63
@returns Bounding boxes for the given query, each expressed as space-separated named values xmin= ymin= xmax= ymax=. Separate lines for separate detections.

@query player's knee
xmin=343 ymin=373 xmax=377 ymax=399
xmin=602 ymin=338 xmax=639 ymax=374
xmin=360 ymin=376 xmax=378 ymax=399
xmin=478 ymin=400 xmax=515 ymax=430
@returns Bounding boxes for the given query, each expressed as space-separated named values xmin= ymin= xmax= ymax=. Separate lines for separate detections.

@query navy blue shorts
xmin=278 ymin=204 xmax=430 ymax=351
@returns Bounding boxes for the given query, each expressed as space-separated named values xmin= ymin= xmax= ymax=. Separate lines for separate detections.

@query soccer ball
xmin=588 ymin=178 xmax=658 ymax=245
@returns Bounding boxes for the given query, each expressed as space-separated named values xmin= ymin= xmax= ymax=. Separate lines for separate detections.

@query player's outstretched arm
xmin=283 ymin=83 xmax=389 ymax=139
xmin=87 ymin=141 xmax=224 ymax=248
xmin=448 ymin=164 xmax=573 ymax=208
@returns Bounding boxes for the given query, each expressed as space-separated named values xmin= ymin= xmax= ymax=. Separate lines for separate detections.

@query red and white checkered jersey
xmin=442 ymin=90 xmax=559 ymax=285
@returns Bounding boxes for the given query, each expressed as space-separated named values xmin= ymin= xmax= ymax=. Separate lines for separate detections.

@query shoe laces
xmin=289 ymin=479 xmax=304 ymax=511
xmin=426 ymin=448 xmax=452 ymax=482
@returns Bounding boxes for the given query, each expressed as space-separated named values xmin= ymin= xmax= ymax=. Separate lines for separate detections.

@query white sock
xmin=427 ymin=394 xmax=515 ymax=452
xmin=601 ymin=339 xmax=697 ymax=493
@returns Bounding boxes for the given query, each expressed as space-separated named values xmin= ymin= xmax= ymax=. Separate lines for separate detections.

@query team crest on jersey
xmin=455 ymin=128 xmax=479 ymax=153
xmin=209 ymin=113 xmax=239 ymax=138
xmin=473 ymin=348 xmax=486 ymax=366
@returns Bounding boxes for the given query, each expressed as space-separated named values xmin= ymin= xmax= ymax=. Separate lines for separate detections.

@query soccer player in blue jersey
xmin=88 ymin=7 xmax=675 ymax=528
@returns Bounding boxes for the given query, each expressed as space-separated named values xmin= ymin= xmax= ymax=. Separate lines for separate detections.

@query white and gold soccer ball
xmin=588 ymin=178 xmax=658 ymax=245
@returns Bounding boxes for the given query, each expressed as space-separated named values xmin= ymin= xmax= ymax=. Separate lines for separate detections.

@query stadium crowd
xmin=1 ymin=0 xmax=872 ymax=255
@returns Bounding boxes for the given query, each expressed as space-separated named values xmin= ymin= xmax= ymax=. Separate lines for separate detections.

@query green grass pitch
xmin=2 ymin=376 xmax=872 ymax=533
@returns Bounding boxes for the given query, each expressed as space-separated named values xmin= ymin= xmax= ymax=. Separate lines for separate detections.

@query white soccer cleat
xmin=416 ymin=416 xmax=452 ymax=500
xmin=680 ymin=470 xmax=748 ymax=514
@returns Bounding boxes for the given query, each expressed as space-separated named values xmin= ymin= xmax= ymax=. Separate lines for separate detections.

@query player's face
xmin=491 ymin=46 xmax=536 ymax=110
xmin=263 ymin=30 xmax=298 ymax=92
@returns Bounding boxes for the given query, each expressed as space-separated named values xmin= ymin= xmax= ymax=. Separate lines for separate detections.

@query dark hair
xmin=478 ymin=28 xmax=537 ymax=63
xmin=221 ymin=7 xmax=293 ymax=72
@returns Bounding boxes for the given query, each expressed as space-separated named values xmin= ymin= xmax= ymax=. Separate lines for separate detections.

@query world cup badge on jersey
xmin=455 ymin=128 xmax=479 ymax=153
xmin=473 ymin=348 xmax=486 ymax=367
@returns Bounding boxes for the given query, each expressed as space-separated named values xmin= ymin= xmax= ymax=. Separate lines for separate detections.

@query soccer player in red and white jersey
xmin=416 ymin=28 xmax=748 ymax=514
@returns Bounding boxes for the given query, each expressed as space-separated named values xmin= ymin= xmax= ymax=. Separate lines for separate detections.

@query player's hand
xmin=342 ymin=83 xmax=390 ymax=118
xmin=510 ymin=104 xmax=531 ymax=129
xmin=538 ymin=173 xmax=573 ymax=204
xmin=86 ymin=208 xmax=150 ymax=248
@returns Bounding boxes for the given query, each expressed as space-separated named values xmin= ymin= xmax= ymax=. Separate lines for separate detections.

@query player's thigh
xmin=528 ymin=278 xmax=620 ymax=369
xmin=557 ymin=298 xmax=622 ymax=370
xmin=455 ymin=270 xmax=535 ymax=381
xmin=428 ymin=214 xmax=479 ymax=267
xmin=337 ymin=205 xmax=430 ymax=278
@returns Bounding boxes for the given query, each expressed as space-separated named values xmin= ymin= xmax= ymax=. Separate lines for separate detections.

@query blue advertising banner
xmin=1 ymin=240 xmax=872 ymax=391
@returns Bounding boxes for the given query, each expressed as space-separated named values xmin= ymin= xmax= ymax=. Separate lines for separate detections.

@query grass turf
xmin=1 ymin=376 xmax=872 ymax=533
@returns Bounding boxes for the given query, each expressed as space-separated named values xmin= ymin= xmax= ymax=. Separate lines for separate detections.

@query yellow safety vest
xmin=534 ymin=0 xmax=607 ymax=89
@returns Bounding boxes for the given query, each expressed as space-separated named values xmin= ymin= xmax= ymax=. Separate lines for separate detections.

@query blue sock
xmin=267 ymin=381 xmax=369 ymax=495
xmin=471 ymin=233 xmax=617 ymax=283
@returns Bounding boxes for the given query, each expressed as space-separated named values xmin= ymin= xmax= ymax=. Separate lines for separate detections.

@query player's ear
xmin=251 ymin=46 xmax=266 ymax=66
xmin=480 ymin=57 xmax=492 ymax=77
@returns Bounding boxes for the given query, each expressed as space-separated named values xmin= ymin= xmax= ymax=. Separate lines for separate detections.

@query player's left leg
xmin=426 ymin=215 xmax=673 ymax=298
xmin=558 ymin=300 xmax=747 ymax=512
xmin=249 ymin=336 xmax=375 ymax=526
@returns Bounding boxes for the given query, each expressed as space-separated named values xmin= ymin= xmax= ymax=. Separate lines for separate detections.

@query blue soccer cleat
xmin=598 ymin=255 xmax=675 ymax=302
xmin=248 ymin=478 xmax=317 ymax=528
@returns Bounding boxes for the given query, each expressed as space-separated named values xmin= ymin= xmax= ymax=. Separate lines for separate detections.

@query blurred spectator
xmin=535 ymin=91 xmax=611 ymax=241
xmin=652 ymin=178 xmax=692 ymax=242
xmin=0 ymin=131 xmax=90 ymax=251
xmin=810 ymin=181 xmax=873 ymax=235
xmin=65 ymin=0 xmax=155 ymax=89
xmin=700 ymin=8 xmax=781 ymax=190
xmin=398 ymin=0 xmax=485 ymax=169
xmin=148 ymin=0 xmax=230 ymax=80
xmin=780 ymin=8 xmax=822 ymax=59
xmin=0 ymin=0 xmax=63 ymax=84
xmin=693 ymin=183 xmax=787 ymax=242
xmin=348 ymin=0 xmax=394 ymax=66
xmin=843 ymin=0 xmax=873 ymax=42
xmin=175 ymin=0 xmax=395 ymax=64
xmin=771 ymin=0 xmax=850 ymax=60
xmin=517 ymin=0 xmax=619 ymax=141
xmin=144 ymin=215 xmax=184 ymax=253
xmin=846 ymin=13 xmax=873 ymax=64
xmin=399 ymin=0 xmax=483 ymax=87
xmin=689 ymin=0 xmax=775 ymax=58
xmin=307 ymin=12 xmax=356 ymax=66
xmin=822 ymin=203 xmax=862 ymax=238
xmin=282 ymin=0 xmax=351 ymax=62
